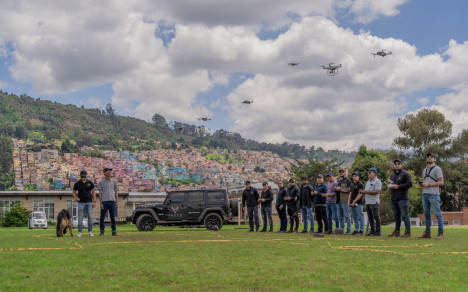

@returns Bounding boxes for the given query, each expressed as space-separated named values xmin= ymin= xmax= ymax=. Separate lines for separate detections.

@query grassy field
xmin=1 ymin=224 xmax=467 ymax=291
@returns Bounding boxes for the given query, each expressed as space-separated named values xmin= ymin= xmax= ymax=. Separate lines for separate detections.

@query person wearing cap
xmin=362 ymin=168 xmax=382 ymax=236
xmin=418 ymin=153 xmax=445 ymax=239
xmin=348 ymin=172 xmax=364 ymax=235
xmin=72 ymin=170 xmax=96 ymax=237
xmin=242 ymin=180 xmax=260 ymax=232
xmin=312 ymin=174 xmax=329 ymax=233
xmin=299 ymin=177 xmax=314 ymax=233
xmin=335 ymin=168 xmax=352 ymax=234
xmin=325 ymin=172 xmax=339 ymax=234
xmin=259 ymin=181 xmax=274 ymax=232
xmin=388 ymin=159 xmax=413 ymax=238
xmin=284 ymin=178 xmax=300 ymax=233
xmin=275 ymin=180 xmax=288 ymax=232
xmin=98 ymin=168 xmax=119 ymax=236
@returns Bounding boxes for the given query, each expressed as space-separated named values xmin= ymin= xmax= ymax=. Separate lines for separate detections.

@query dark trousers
xmin=261 ymin=206 xmax=273 ymax=231
xmin=315 ymin=205 xmax=329 ymax=232
xmin=247 ymin=206 xmax=260 ymax=230
xmin=276 ymin=205 xmax=287 ymax=231
xmin=366 ymin=203 xmax=381 ymax=235
xmin=100 ymin=201 xmax=117 ymax=233
xmin=287 ymin=205 xmax=299 ymax=231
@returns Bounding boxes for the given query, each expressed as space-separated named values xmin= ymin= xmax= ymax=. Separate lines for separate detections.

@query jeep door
xmin=186 ymin=191 xmax=205 ymax=221
xmin=161 ymin=192 xmax=187 ymax=220
xmin=205 ymin=190 xmax=228 ymax=214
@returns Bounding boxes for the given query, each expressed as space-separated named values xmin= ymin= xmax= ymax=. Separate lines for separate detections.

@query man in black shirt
xmin=388 ymin=159 xmax=413 ymax=237
xmin=299 ymin=177 xmax=314 ymax=233
xmin=284 ymin=178 xmax=300 ymax=233
xmin=72 ymin=170 xmax=96 ymax=237
xmin=275 ymin=181 xmax=288 ymax=232
xmin=259 ymin=181 xmax=274 ymax=232
xmin=348 ymin=172 xmax=364 ymax=235
xmin=242 ymin=180 xmax=260 ymax=232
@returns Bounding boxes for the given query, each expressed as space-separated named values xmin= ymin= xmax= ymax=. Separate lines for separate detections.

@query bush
xmin=47 ymin=220 xmax=56 ymax=226
xmin=2 ymin=203 xmax=31 ymax=227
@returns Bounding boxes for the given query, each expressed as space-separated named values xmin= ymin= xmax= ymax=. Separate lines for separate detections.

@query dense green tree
xmin=151 ymin=113 xmax=167 ymax=127
xmin=0 ymin=135 xmax=13 ymax=173
xmin=288 ymin=157 xmax=342 ymax=183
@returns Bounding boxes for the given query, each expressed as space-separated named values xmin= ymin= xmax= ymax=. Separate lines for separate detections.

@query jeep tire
xmin=204 ymin=213 xmax=223 ymax=231
xmin=136 ymin=214 xmax=156 ymax=231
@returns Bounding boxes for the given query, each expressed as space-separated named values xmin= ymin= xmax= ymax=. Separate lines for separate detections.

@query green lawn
xmin=1 ymin=224 xmax=467 ymax=291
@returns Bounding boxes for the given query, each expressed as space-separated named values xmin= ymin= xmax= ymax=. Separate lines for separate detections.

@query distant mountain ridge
xmin=0 ymin=91 xmax=355 ymax=164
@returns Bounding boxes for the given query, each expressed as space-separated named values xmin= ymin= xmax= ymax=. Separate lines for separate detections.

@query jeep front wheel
xmin=136 ymin=214 xmax=156 ymax=231
xmin=204 ymin=213 xmax=223 ymax=231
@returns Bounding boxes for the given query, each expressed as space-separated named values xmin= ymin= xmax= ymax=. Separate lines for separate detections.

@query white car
xmin=28 ymin=211 xmax=48 ymax=229
xmin=72 ymin=216 xmax=88 ymax=229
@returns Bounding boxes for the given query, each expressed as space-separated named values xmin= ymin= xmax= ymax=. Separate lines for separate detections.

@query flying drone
xmin=372 ymin=50 xmax=392 ymax=58
xmin=288 ymin=62 xmax=300 ymax=66
xmin=198 ymin=117 xmax=211 ymax=121
xmin=321 ymin=63 xmax=342 ymax=76
xmin=241 ymin=100 xmax=253 ymax=104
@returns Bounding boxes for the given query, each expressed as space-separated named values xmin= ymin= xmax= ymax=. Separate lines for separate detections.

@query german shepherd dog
xmin=56 ymin=209 xmax=73 ymax=237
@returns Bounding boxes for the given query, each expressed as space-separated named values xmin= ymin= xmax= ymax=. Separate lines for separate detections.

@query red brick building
xmin=417 ymin=207 xmax=468 ymax=226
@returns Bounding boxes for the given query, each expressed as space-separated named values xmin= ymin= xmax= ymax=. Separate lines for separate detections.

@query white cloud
xmin=1 ymin=1 xmax=468 ymax=151
xmin=417 ymin=96 xmax=429 ymax=105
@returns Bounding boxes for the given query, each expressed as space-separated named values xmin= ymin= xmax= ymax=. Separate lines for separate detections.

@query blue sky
xmin=1 ymin=0 xmax=467 ymax=150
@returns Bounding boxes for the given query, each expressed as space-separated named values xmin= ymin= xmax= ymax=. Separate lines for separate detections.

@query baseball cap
xmin=352 ymin=172 xmax=360 ymax=176
xmin=79 ymin=170 xmax=87 ymax=176
xmin=245 ymin=180 xmax=251 ymax=185
xmin=289 ymin=178 xmax=295 ymax=183
xmin=367 ymin=167 xmax=378 ymax=174
xmin=262 ymin=181 xmax=268 ymax=186
xmin=317 ymin=174 xmax=323 ymax=178
xmin=301 ymin=176 xmax=307 ymax=180
xmin=394 ymin=159 xmax=402 ymax=164
xmin=426 ymin=153 xmax=436 ymax=158
xmin=103 ymin=167 xmax=113 ymax=173
xmin=326 ymin=172 xmax=334 ymax=177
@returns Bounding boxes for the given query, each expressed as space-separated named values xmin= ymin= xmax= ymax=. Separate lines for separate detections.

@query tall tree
xmin=393 ymin=109 xmax=452 ymax=171
xmin=288 ymin=157 xmax=342 ymax=182
xmin=151 ymin=113 xmax=167 ymax=127
xmin=0 ymin=135 xmax=13 ymax=173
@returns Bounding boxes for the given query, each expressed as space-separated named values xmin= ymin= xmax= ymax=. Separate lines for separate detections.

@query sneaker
xmin=112 ymin=232 xmax=118 ymax=236
xmin=100 ymin=232 xmax=104 ymax=236
xmin=77 ymin=232 xmax=82 ymax=238
xmin=89 ymin=231 xmax=94 ymax=237
xmin=345 ymin=231 xmax=352 ymax=235
xmin=351 ymin=230 xmax=358 ymax=235
xmin=260 ymin=229 xmax=267 ymax=232
xmin=248 ymin=229 xmax=254 ymax=232
xmin=300 ymin=230 xmax=308 ymax=233
xmin=325 ymin=230 xmax=333 ymax=234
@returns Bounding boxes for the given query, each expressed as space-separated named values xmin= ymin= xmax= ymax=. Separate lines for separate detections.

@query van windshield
xmin=33 ymin=213 xmax=46 ymax=219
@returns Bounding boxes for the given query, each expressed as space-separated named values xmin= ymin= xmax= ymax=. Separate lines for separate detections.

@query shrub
xmin=2 ymin=203 xmax=31 ymax=227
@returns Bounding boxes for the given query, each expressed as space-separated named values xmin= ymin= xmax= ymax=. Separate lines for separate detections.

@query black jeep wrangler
xmin=132 ymin=189 xmax=232 ymax=231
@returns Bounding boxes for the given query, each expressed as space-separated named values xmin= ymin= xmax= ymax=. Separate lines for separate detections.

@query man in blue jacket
xmin=312 ymin=174 xmax=329 ymax=233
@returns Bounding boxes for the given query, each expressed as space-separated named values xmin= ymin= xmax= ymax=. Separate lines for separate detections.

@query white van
xmin=28 ymin=211 xmax=48 ymax=229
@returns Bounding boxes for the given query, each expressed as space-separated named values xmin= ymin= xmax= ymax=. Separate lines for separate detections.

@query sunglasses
xmin=81 ymin=176 xmax=86 ymax=178
xmin=339 ymin=170 xmax=345 ymax=173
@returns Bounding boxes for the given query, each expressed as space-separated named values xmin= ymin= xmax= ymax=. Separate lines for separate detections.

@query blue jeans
xmin=391 ymin=200 xmax=410 ymax=231
xmin=100 ymin=201 xmax=117 ymax=233
xmin=276 ymin=205 xmax=287 ymax=231
xmin=337 ymin=202 xmax=351 ymax=232
xmin=300 ymin=206 xmax=314 ymax=231
xmin=261 ymin=206 xmax=273 ymax=231
xmin=326 ymin=203 xmax=338 ymax=230
xmin=423 ymin=194 xmax=444 ymax=233
xmin=78 ymin=202 xmax=93 ymax=233
xmin=351 ymin=204 xmax=364 ymax=232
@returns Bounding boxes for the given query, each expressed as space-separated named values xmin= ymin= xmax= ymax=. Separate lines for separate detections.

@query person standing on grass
xmin=335 ymin=168 xmax=353 ymax=235
xmin=348 ymin=172 xmax=364 ymax=235
xmin=259 ymin=181 xmax=274 ymax=232
xmin=242 ymin=180 xmax=260 ymax=232
xmin=284 ymin=178 xmax=300 ymax=233
xmin=325 ymin=173 xmax=338 ymax=234
xmin=72 ymin=170 xmax=96 ymax=237
xmin=362 ymin=168 xmax=382 ymax=236
xmin=418 ymin=153 xmax=445 ymax=239
xmin=388 ymin=159 xmax=413 ymax=238
xmin=312 ymin=174 xmax=329 ymax=233
xmin=299 ymin=177 xmax=314 ymax=233
xmin=98 ymin=168 xmax=119 ymax=236
xmin=275 ymin=180 xmax=288 ymax=233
